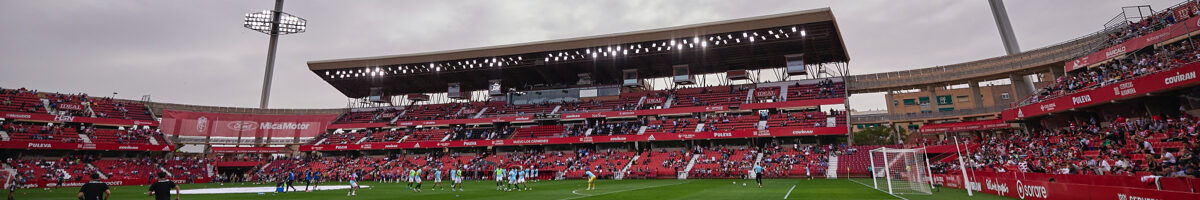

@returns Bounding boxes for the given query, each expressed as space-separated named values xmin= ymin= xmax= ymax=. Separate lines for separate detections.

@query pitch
xmin=14 ymin=179 xmax=1012 ymax=200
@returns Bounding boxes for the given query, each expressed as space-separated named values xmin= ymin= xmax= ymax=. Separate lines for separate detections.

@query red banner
xmin=740 ymin=98 xmax=844 ymax=110
xmin=18 ymin=177 xmax=209 ymax=189
xmin=0 ymin=141 xmax=172 ymax=151
xmin=933 ymin=171 xmax=1200 ymax=200
xmin=0 ymin=111 xmax=157 ymax=126
xmin=1065 ymin=14 xmax=1200 ymax=72
xmin=327 ymin=98 xmax=845 ymax=129
xmin=559 ymin=105 xmax=724 ymax=119
xmin=1006 ymin=62 xmax=1200 ymax=121
xmin=160 ymin=110 xmax=338 ymax=139
xmin=918 ymin=119 xmax=1012 ymax=134
xmin=56 ymin=103 xmax=84 ymax=111
xmin=300 ymin=126 xmax=846 ymax=151
xmin=210 ymin=147 xmax=283 ymax=153
xmin=212 ymin=161 xmax=265 ymax=167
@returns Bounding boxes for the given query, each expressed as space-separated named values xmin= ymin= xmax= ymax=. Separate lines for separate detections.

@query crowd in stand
xmin=1026 ymin=41 xmax=1200 ymax=105
xmin=939 ymin=114 xmax=1199 ymax=179
xmin=1106 ymin=6 xmax=1194 ymax=47
xmin=1023 ymin=7 xmax=1200 ymax=106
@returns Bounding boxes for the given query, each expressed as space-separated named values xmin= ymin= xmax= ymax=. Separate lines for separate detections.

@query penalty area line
xmin=783 ymin=184 xmax=796 ymax=199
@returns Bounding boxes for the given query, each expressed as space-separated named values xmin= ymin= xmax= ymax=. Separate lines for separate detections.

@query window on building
xmin=938 ymin=107 xmax=955 ymax=112
xmin=1001 ymin=93 xmax=1010 ymax=100
xmin=903 ymin=99 xmax=916 ymax=105
xmin=957 ymin=95 xmax=969 ymax=102
xmin=918 ymin=97 xmax=930 ymax=104
xmin=937 ymin=95 xmax=953 ymax=105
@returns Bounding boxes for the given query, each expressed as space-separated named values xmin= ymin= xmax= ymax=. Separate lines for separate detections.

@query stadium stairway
xmin=471 ymin=108 xmax=487 ymax=118
xmin=663 ymin=95 xmax=674 ymax=108
xmin=826 ymin=155 xmax=839 ymax=179
xmin=678 ymin=154 xmax=700 ymax=180
xmin=87 ymin=164 xmax=108 ymax=179
xmin=391 ymin=110 xmax=406 ymax=123
xmin=39 ymin=99 xmax=52 ymax=114
xmin=635 ymin=96 xmax=646 ymax=108
xmin=313 ymin=138 xmax=328 ymax=145
xmin=614 ymin=155 xmax=640 ymax=180
xmin=159 ymin=166 xmax=173 ymax=177
xmin=148 ymin=136 xmax=159 ymax=145
xmin=77 ymin=134 xmax=92 ymax=143
xmin=744 ymin=88 xmax=756 ymax=104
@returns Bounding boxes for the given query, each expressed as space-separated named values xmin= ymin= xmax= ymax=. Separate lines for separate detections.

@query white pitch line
xmin=783 ymin=185 xmax=797 ymax=199
xmin=847 ymin=179 xmax=908 ymax=200
xmin=559 ymin=181 xmax=693 ymax=200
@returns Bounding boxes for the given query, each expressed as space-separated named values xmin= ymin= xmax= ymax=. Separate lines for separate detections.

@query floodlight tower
xmin=244 ymin=0 xmax=306 ymax=108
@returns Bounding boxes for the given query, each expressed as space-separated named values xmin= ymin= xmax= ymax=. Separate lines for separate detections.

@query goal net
xmin=868 ymin=147 xmax=932 ymax=195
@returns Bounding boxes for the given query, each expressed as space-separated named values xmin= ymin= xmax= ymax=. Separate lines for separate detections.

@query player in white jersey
xmin=347 ymin=171 xmax=360 ymax=196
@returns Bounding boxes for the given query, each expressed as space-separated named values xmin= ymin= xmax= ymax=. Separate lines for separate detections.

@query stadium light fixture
xmin=242 ymin=0 xmax=306 ymax=109
xmin=801 ymin=30 xmax=807 ymax=37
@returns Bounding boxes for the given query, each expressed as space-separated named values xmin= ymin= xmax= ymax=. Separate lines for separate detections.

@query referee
xmin=753 ymin=164 xmax=764 ymax=188
xmin=78 ymin=174 xmax=109 ymax=200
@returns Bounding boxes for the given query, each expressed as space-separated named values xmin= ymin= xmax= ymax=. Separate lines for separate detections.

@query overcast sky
xmin=0 ymin=0 xmax=1182 ymax=111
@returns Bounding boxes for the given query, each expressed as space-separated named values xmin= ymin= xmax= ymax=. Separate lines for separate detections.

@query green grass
xmin=15 ymin=178 xmax=1013 ymax=200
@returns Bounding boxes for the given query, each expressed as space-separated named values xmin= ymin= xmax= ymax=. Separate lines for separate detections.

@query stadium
xmin=1 ymin=0 xmax=1199 ymax=200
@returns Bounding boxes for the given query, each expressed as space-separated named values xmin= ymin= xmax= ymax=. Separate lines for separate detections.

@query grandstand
xmin=4 ymin=1 xmax=1200 ymax=200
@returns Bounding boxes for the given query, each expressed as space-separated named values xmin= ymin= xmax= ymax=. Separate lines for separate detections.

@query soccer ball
xmin=732 ymin=181 xmax=736 ymax=185
xmin=742 ymin=183 xmax=746 ymax=187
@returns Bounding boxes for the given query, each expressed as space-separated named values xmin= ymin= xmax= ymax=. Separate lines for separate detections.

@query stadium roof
xmin=308 ymin=8 xmax=848 ymax=98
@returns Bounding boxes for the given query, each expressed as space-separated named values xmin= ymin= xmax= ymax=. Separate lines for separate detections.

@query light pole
xmin=244 ymin=0 xmax=306 ymax=108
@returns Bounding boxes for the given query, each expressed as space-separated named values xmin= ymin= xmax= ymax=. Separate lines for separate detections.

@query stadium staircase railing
xmin=825 ymin=155 xmax=838 ymax=179
xmin=614 ymin=155 xmax=639 ymax=180
xmin=678 ymin=154 xmax=700 ymax=179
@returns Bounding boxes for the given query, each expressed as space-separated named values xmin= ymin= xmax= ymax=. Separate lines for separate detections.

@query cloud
xmin=0 ymin=0 xmax=1185 ymax=111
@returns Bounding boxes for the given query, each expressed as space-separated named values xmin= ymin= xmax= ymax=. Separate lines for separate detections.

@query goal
xmin=868 ymin=147 xmax=933 ymax=195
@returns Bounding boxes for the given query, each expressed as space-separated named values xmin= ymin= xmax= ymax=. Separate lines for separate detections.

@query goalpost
xmin=868 ymin=147 xmax=933 ymax=195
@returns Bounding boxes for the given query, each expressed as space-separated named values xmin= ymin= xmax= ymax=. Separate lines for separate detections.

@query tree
xmin=853 ymin=125 xmax=893 ymax=145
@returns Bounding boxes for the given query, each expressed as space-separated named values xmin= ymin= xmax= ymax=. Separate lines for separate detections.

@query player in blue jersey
xmin=507 ymin=167 xmax=519 ymax=191
xmin=347 ymin=171 xmax=359 ymax=196
xmin=303 ymin=170 xmax=314 ymax=192
xmin=518 ymin=166 xmax=529 ymax=190
xmin=432 ymin=168 xmax=443 ymax=190
xmin=754 ymin=164 xmax=764 ymax=188
xmin=286 ymin=171 xmax=298 ymax=192
xmin=585 ymin=170 xmax=596 ymax=190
